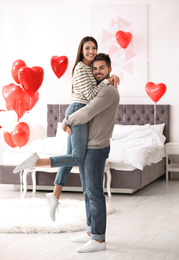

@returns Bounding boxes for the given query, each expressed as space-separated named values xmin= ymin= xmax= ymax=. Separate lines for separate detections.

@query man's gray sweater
xmin=63 ymin=84 xmax=120 ymax=149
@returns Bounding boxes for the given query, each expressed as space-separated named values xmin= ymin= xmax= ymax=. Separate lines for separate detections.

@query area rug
xmin=0 ymin=198 xmax=115 ymax=233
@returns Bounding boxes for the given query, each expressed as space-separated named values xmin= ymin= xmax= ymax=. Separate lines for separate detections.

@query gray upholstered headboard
xmin=47 ymin=104 xmax=170 ymax=142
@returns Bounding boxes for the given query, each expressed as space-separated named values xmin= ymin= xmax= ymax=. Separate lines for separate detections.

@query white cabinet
xmin=165 ymin=142 xmax=179 ymax=181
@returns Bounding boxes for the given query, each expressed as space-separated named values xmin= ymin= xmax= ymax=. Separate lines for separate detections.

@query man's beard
xmin=96 ymin=79 xmax=102 ymax=84
xmin=95 ymin=74 xmax=109 ymax=84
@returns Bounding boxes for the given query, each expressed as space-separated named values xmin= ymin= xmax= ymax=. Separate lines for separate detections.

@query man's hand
xmin=108 ymin=75 xmax=120 ymax=87
xmin=61 ymin=122 xmax=72 ymax=135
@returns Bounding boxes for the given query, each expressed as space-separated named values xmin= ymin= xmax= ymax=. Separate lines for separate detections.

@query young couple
xmin=14 ymin=36 xmax=120 ymax=253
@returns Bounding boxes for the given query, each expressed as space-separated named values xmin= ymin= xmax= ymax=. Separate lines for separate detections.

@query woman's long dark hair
xmin=72 ymin=36 xmax=98 ymax=76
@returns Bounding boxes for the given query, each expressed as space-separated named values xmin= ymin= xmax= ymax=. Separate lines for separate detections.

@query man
xmin=13 ymin=53 xmax=119 ymax=253
xmin=62 ymin=53 xmax=120 ymax=253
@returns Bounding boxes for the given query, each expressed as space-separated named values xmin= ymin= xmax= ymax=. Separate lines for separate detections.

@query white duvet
xmin=108 ymin=125 xmax=166 ymax=170
xmin=3 ymin=129 xmax=68 ymax=166
xmin=3 ymin=124 xmax=166 ymax=171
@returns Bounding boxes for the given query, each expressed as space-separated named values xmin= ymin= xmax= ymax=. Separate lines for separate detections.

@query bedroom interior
xmin=0 ymin=103 xmax=170 ymax=196
xmin=0 ymin=0 xmax=179 ymax=259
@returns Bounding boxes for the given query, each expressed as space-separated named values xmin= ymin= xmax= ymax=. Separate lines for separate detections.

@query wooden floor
xmin=0 ymin=178 xmax=179 ymax=260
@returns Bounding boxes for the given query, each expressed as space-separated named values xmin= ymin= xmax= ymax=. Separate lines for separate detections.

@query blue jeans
xmin=79 ymin=145 xmax=110 ymax=241
xmin=51 ymin=103 xmax=88 ymax=186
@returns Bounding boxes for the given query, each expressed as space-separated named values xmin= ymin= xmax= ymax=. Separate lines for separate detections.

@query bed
xmin=0 ymin=104 xmax=170 ymax=194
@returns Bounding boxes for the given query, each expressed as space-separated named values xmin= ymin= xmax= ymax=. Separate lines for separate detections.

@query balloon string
xmin=154 ymin=103 xmax=156 ymax=124
xmin=123 ymin=103 xmax=126 ymax=124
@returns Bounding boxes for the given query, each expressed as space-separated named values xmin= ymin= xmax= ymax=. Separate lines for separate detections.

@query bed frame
xmin=0 ymin=104 xmax=170 ymax=194
xmin=46 ymin=104 xmax=170 ymax=193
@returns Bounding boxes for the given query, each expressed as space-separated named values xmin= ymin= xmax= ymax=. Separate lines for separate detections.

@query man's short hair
xmin=92 ymin=53 xmax=111 ymax=68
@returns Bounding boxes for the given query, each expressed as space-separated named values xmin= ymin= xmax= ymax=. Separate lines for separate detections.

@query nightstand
xmin=165 ymin=142 xmax=179 ymax=181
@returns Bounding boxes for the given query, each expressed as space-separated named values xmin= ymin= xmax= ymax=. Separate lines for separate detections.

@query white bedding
xmin=108 ymin=124 xmax=166 ymax=170
xmin=3 ymin=128 xmax=68 ymax=165
xmin=2 ymin=137 xmax=67 ymax=166
xmin=2 ymin=123 xmax=166 ymax=171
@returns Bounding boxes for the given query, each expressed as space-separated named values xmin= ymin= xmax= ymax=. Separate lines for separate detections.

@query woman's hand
xmin=108 ymin=75 xmax=120 ymax=87
xmin=61 ymin=122 xmax=72 ymax=135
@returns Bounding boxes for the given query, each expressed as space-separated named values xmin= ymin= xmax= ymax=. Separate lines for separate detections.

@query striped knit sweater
xmin=70 ymin=61 xmax=108 ymax=104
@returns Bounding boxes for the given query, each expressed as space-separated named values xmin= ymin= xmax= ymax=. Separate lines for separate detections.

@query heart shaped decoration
xmin=2 ymin=84 xmax=23 ymax=110
xmin=115 ymin=31 xmax=132 ymax=49
xmin=145 ymin=82 xmax=167 ymax=103
xmin=13 ymin=101 xmax=26 ymax=120
xmin=3 ymin=131 xmax=17 ymax=148
xmin=12 ymin=122 xmax=30 ymax=148
xmin=21 ymin=90 xmax=39 ymax=111
xmin=11 ymin=59 xmax=26 ymax=84
xmin=6 ymin=100 xmax=26 ymax=120
xmin=18 ymin=66 xmax=44 ymax=97
xmin=51 ymin=56 xmax=68 ymax=79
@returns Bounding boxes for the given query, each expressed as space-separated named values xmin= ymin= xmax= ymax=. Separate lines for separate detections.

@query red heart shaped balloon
xmin=51 ymin=56 xmax=68 ymax=79
xmin=14 ymin=102 xmax=26 ymax=120
xmin=145 ymin=82 xmax=167 ymax=103
xmin=3 ymin=131 xmax=17 ymax=148
xmin=2 ymin=84 xmax=23 ymax=110
xmin=18 ymin=66 xmax=44 ymax=97
xmin=12 ymin=122 xmax=30 ymax=148
xmin=115 ymin=31 xmax=132 ymax=49
xmin=6 ymin=101 xmax=26 ymax=120
xmin=11 ymin=59 xmax=26 ymax=84
xmin=21 ymin=90 xmax=39 ymax=111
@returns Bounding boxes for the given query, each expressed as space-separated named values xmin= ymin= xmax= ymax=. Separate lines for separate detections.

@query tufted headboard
xmin=47 ymin=104 xmax=170 ymax=142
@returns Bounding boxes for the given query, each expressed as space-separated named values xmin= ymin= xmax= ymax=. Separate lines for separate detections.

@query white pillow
xmin=56 ymin=122 xmax=68 ymax=141
xmin=112 ymin=124 xmax=149 ymax=140
xmin=149 ymin=123 xmax=165 ymax=136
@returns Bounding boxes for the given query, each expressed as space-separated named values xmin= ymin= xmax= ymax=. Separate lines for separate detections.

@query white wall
xmin=0 ymin=0 xmax=179 ymax=162
xmin=149 ymin=0 xmax=179 ymax=142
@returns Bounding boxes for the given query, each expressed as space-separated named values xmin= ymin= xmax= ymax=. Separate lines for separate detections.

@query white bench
xmin=21 ymin=161 xmax=112 ymax=197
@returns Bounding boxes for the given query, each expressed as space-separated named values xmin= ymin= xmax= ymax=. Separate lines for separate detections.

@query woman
xmin=13 ymin=36 xmax=119 ymax=221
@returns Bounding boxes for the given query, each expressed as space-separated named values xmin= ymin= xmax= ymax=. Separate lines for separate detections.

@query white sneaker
xmin=76 ymin=240 xmax=106 ymax=253
xmin=13 ymin=152 xmax=39 ymax=174
xmin=71 ymin=233 xmax=90 ymax=243
xmin=46 ymin=193 xmax=59 ymax=222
